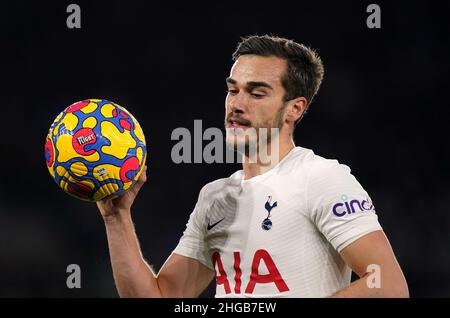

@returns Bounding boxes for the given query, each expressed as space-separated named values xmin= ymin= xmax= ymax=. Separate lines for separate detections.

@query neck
xmin=242 ymin=137 xmax=295 ymax=180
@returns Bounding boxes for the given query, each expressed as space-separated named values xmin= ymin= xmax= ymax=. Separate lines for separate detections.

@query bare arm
xmin=331 ymin=230 xmax=409 ymax=298
xmin=97 ymin=168 xmax=214 ymax=297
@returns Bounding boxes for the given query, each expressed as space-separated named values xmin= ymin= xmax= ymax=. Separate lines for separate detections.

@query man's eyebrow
xmin=246 ymin=81 xmax=273 ymax=90
xmin=226 ymin=77 xmax=273 ymax=90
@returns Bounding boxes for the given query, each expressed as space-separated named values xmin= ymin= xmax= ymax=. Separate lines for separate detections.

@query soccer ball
xmin=45 ymin=99 xmax=147 ymax=201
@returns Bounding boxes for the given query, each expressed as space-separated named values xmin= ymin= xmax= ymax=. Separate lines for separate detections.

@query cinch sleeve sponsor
xmin=307 ymin=160 xmax=383 ymax=253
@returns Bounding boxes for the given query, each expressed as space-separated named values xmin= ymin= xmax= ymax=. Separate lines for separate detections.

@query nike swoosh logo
xmin=207 ymin=218 xmax=225 ymax=231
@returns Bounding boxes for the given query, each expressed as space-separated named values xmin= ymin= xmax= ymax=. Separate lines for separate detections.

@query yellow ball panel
xmin=100 ymin=121 xmax=136 ymax=159
xmin=70 ymin=162 xmax=88 ymax=177
xmin=93 ymin=183 xmax=119 ymax=201
xmin=100 ymin=103 xmax=116 ymax=118
xmin=56 ymin=165 xmax=68 ymax=177
xmin=80 ymin=102 xmax=98 ymax=114
xmin=136 ymin=147 xmax=143 ymax=165
xmin=82 ymin=116 xmax=97 ymax=129
xmin=79 ymin=179 xmax=95 ymax=190
xmin=123 ymin=181 xmax=133 ymax=191
xmin=53 ymin=112 xmax=78 ymax=136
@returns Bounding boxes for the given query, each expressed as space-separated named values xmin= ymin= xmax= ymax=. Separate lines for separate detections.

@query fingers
xmin=95 ymin=166 xmax=147 ymax=218
xmin=138 ymin=165 xmax=147 ymax=184
xmin=132 ymin=165 xmax=147 ymax=193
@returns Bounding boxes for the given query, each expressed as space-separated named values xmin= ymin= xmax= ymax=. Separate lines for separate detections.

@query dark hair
xmin=232 ymin=35 xmax=324 ymax=120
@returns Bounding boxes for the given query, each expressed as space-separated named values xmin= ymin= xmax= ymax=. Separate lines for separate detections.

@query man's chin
xmin=226 ymin=139 xmax=260 ymax=157
xmin=226 ymin=138 xmax=244 ymax=151
xmin=225 ymin=136 xmax=245 ymax=150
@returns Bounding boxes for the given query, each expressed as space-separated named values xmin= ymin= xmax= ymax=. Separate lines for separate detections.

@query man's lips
xmin=227 ymin=118 xmax=251 ymax=128
xmin=227 ymin=122 xmax=249 ymax=128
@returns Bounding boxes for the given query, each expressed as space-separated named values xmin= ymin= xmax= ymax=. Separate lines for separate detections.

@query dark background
xmin=0 ymin=0 xmax=449 ymax=297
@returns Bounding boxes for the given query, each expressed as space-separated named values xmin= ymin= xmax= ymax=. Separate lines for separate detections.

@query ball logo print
xmin=45 ymin=99 xmax=147 ymax=201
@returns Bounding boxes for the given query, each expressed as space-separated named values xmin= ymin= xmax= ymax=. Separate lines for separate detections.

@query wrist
xmin=102 ymin=209 xmax=132 ymax=226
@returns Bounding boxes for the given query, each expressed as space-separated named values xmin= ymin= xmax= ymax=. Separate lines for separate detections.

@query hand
xmin=96 ymin=166 xmax=147 ymax=220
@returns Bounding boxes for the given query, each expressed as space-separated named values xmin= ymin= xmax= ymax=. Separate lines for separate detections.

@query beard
xmin=225 ymin=102 xmax=287 ymax=155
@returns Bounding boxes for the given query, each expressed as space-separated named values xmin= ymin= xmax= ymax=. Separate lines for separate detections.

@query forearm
xmin=104 ymin=211 xmax=161 ymax=298
xmin=330 ymin=273 xmax=409 ymax=298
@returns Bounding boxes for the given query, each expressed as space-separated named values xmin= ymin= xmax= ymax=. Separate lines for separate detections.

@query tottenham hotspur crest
xmin=262 ymin=196 xmax=277 ymax=231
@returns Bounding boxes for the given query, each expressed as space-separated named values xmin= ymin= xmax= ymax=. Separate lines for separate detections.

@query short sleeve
xmin=307 ymin=161 xmax=383 ymax=253
xmin=172 ymin=187 xmax=214 ymax=270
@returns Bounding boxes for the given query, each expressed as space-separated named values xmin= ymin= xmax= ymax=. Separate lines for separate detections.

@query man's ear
xmin=285 ymin=97 xmax=308 ymax=123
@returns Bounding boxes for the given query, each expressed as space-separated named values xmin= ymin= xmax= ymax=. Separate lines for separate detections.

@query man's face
xmin=225 ymin=55 xmax=288 ymax=151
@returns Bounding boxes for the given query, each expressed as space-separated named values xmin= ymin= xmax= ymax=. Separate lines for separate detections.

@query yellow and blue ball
xmin=45 ymin=99 xmax=147 ymax=201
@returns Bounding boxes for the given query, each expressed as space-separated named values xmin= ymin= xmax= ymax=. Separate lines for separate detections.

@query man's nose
xmin=228 ymin=94 xmax=247 ymax=114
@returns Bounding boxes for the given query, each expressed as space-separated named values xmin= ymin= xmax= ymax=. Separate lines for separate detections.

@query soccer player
xmin=96 ymin=35 xmax=409 ymax=297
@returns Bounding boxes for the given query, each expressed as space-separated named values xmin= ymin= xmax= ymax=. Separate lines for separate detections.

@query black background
xmin=0 ymin=0 xmax=449 ymax=297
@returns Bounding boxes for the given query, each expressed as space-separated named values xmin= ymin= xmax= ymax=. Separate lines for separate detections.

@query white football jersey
xmin=172 ymin=147 xmax=382 ymax=297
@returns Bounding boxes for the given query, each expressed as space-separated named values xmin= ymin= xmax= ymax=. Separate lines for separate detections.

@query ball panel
xmin=82 ymin=116 xmax=97 ymax=129
xmin=66 ymin=100 xmax=90 ymax=113
xmin=100 ymin=121 xmax=137 ymax=160
xmin=80 ymin=102 xmax=98 ymax=114
xmin=70 ymin=162 xmax=88 ymax=177
xmin=93 ymin=183 xmax=120 ymax=201
xmin=119 ymin=157 xmax=140 ymax=183
xmin=100 ymin=103 xmax=116 ymax=118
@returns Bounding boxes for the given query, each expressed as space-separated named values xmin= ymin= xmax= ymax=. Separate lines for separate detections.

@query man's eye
xmin=227 ymin=89 xmax=238 ymax=95
xmin=251 ymin=93 xmax=264 ymax=98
